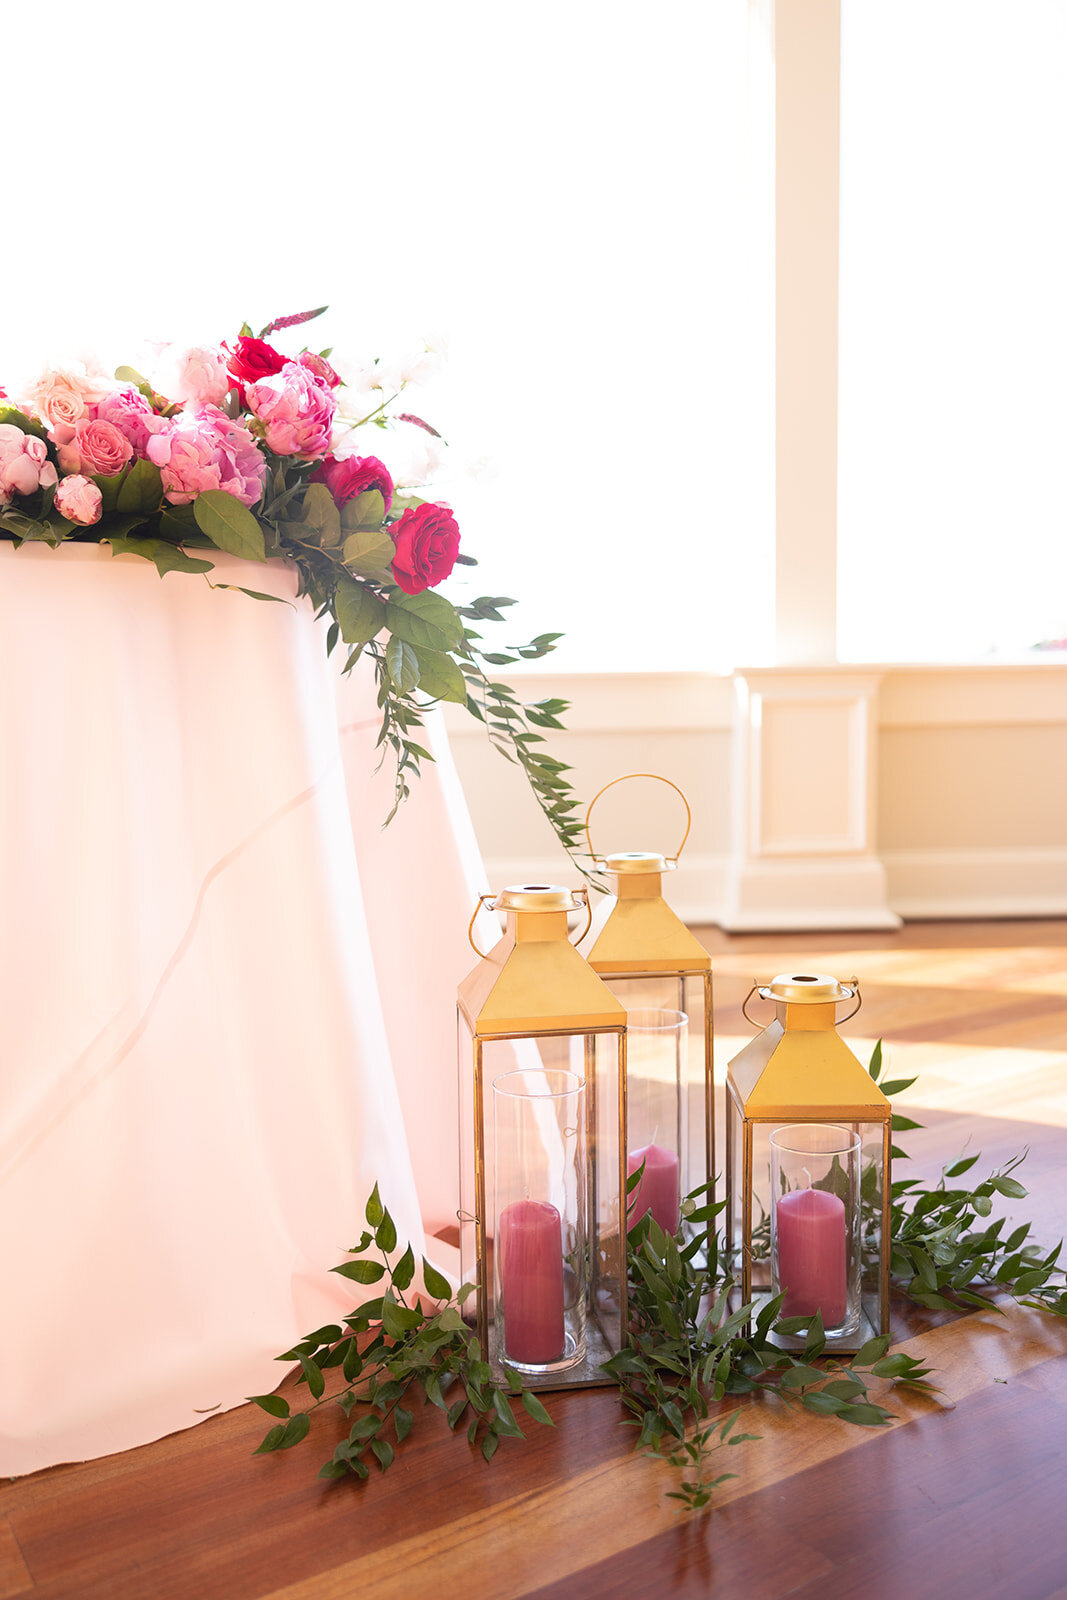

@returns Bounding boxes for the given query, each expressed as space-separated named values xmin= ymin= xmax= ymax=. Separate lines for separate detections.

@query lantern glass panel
xmin=457 ymin=1016 xmax=625 ymax=1387
xmin=599 ymin=971 xmax=711 ymax=1234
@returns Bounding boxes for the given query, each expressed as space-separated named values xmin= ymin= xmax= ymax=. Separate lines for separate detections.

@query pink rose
xmin=145 ymin=405 xmax=267 ymax=507
xmin=54 ymin=417 xmax=133 ymax=477
xmin=20 ymin=364 xmax=112 ymax=430
xmin=54 ymin=474 xmax=103 ymax=526
xmin=94 ymin=388 xmax=159 ymax=456
xmin=296 ymin=351 xmax=341 ymax=388
xmin=245 ymin=362 xmax=337 ymax=459
xmin=0 ymin=423 xmax=58 ymax=504
xmin=390 ymin=502 xmax=461 ymax=595
xmin=310 ymin=453 xmax=394 ymax=513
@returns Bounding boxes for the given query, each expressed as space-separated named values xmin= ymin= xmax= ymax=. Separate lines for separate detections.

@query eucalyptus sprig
xmin=250 ymin=1184 xmax=552 ymax=1483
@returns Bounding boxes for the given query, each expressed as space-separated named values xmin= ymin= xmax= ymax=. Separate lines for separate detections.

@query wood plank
xmin=0 ymin=1520 xmax=32 ymax=1600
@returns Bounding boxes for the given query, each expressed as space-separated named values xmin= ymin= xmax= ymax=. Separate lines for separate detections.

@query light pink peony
xmin=0 ymin=423 xmax=58 ymax=504
xmin=245 ymin=361 xmax=337 ymax=459
xmin=54 ymin=474 xmax=103 ymax=526
xmin=154 ymin=344 xmax=232 ymax=407
xmin=19 ymin=363 xmax=113 ymax=431
xmin=53 ymin=417 xmax=133 ymax=477
xmin=296 ymin=350 xmax=341 ymax=388
xmin=94 ymin=388 xmax=160 ymax=456
xmin=145 ymin=405 xmax=267 ymax=507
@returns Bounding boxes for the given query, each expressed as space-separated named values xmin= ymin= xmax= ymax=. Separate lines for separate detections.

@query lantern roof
xmin=459 ymin=888 xmax=626 ymax=1037
xmin=587 ymin=875 xmax=711 ymax=975
xmin=727 ymin=1011 xmax=890 ymax=1122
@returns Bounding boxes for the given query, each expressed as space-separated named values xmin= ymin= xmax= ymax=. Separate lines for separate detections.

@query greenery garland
xmin=251 ymin=1043 xmax=1066 ymax=1506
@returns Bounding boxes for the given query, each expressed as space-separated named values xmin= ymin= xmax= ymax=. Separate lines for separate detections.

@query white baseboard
xmin=481 ymin=848 xmax=1067 ymax=927
xmin=882 ymin=847 xmax=1067 ymax=920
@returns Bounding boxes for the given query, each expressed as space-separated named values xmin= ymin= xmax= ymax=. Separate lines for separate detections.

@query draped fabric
xmin=0 ymin=543 xmax=488 ymax=1476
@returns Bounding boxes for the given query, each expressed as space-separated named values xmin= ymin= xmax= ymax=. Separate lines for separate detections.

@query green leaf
xmin=366 ymin=1183 xmax=384 ymax=1227
xmin=349 ymin=1414 xmax=382 ymax=1442
xmin=868 ymin=1039 xmax=883 ymax=1080
xmin=248 ymin=1393 xmax=290 ymax=1418
xmin=331 ymin=1259 xmax=385 ymax=1284
xmin=115 ymin=458 xmax=164 ymax=515
xmin=341 ymin=489 xmax=386 ymax=531
xmin=945 ymin=1154 xmax=982 ymax=1178
xmin=837 ymin=1402 xmax=893 ymax=1427
xmin=335 ymin=576 xmax=386 ymax=644
xmin=385 ymin=590 xmax=465 ymax=653
xmin=343 ymin=526 xmax=396 ymax=576
xmin=852 ymin=1335 xmax=891 ymax=1367
xmin=392 ymin=1244 xmax=416 ymax=1292
xmin=481 ymin=1429 xmax=500 ymax=1463
xmin=385 ymin=636 xmax=420 ymax=693
xmin=892 ymin=1114 xmax=924 ymax=1132
xmin=254 ymin=1425 xmax=286 ymax=1454
xmin=422 ymin=1259 xmax=452 ymax=1302
xmin=370 ymin=1438 xmax=394 ymax=1472
xmin=317 ymin=1459 xmax=350 ymax=1481
xmin=107 ymin=536 xmax=214 ymax=578
xmin=415 ymin=647 xmax=468 ymax=704
xmin=376 ymin=1210 xmax=398 ymax=1255
xmin=381 ymin=1297 xmax=422 ymax=1338
xmin=394 ymin=1406 xmax=414 ymax=1442
xmin=300 ymin=482 xmax=342 ymax=546
xmin=880 ymin=1077 xmax=919 ymax=1097
xmin=298 ymin=1354 xmax=325 ymax=1401
xmin=342 ymin=1340 xmax=363 ymax=1382
xmin=193 ymin=489 xmax=266 ymax=562
xmin=521 ymin=1390 xmax=554 ymax=1427
xmin=992 ymin=1175 xmax=1028 ymax=1199
xmin=276 ymin=1412 xmax=311 ymax=1450
xmin=491 ymin=1389 xmax=524 ymax=1438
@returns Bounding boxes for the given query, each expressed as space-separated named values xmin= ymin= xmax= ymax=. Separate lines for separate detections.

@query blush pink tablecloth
xmin=0 ymin=542 xmax=492 ymax=1476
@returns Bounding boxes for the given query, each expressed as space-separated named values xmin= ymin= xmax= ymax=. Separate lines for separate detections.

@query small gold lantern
xmin=725 ymin=972 xmax=891 ymax=1349
xmin=584 ymin=775 xmax=714 ymax=1241
xmin=457 ymin=884 xmax=628 ymax=1389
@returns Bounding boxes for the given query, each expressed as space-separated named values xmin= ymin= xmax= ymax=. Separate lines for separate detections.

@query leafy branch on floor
xmin=248 ymin=1183 xmax=552 ymax=1483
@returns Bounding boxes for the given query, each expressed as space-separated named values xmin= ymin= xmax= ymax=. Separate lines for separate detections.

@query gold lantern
xmin=457 ymin=884 xmax=628 ymax=1389
xmin=725 ymin=972 xmax=891 ymax=1349
xmin=584 ymin=774 xmax=714 ymax=1242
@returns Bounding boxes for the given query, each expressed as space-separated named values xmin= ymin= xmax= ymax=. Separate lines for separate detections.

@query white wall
xmin=445 ymin=662 xmax=1067 ymax=925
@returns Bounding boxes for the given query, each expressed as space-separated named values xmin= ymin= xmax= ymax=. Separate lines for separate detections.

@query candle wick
xmin=801 ymin=1165 xmax=812 ymax=1189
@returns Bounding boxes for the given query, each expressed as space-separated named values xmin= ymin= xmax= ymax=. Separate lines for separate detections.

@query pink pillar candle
xmin=627 ymin=1142 xmax=680 ymax=1235
xmin=498 ymin=1199 xmax=565 ymax=1365
xmin=775 ymin=1188 xmax=847 ymax=1325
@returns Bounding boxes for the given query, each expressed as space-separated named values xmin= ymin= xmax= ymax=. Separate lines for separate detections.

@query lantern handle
xmin=467 ymin=889 xmax=594 ymax=958
xmin=741 ymin=978 xmax=863 ymax=1028
xmin=584 ymin=773 xmax=692 ymax=869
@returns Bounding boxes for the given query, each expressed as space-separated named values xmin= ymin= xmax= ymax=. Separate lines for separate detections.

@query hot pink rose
xmin=0 ymin=424 xmax=58 ymax=504
xmin=94 ymin=388 xmax=159 ymax=456
xmin=311 ymin=453 xmax=394 ymax=513
xmin=54 ymin=474 xmax=103 ymax=526
xmin=54 ymin=417 xmax=133 ymax=477
xmin=145 ymin=405 xmax=267 ymax=507
xmin=245 ymin=362 xmax=337 ymax=459
xmin=390 ymin=502 xmax=461 ymax=595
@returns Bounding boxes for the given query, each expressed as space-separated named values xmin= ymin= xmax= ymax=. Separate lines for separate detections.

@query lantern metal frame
xmin=584 ymin=775 xmax=716 ymax=1238
xmin=724 ymin=973 xmax=892 ymax=1349
xmin=457 ymin=885 xmax=630 ymax=1390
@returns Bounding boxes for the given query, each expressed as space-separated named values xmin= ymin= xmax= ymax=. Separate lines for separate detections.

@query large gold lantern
xmin=584 ymin=775 xmax=714 ymax=1241
xmin=457 ymin=884 xmax=628 ymax=1389
xmin=725 ymin=972 xmax=891 ymax=1349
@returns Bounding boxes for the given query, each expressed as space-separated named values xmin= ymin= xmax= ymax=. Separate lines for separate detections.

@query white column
xmin=775 ymin=0 xmax=841 ymax=665
xmin=721 ymin=668 xmax=900 ymax=931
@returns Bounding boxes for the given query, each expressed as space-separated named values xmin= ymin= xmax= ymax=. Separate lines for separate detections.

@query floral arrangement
xmin=0 ymin=307 xmax=580 ymax=842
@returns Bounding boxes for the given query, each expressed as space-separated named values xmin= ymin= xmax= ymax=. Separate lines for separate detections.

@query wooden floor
xmin=4 ymin=920 xmax=1067 ymax=1600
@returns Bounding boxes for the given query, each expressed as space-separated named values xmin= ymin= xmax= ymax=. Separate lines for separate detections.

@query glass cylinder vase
xmin=624 ymin=1008 xmax=689 ymax=1236
xmin=770 ymin=1123 xmax=862 ymax=1343
xmin=492 ymin=1068 xmax=587 ymax=1377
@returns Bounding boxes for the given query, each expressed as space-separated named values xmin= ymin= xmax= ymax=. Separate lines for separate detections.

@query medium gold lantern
xmin=457 ymin=884 xmax=629 ymax=1389
xmin=584 ymin=775 xmax=714 ymax=1242
xmin=725 ymin=972 xmax=891 ymax=1349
